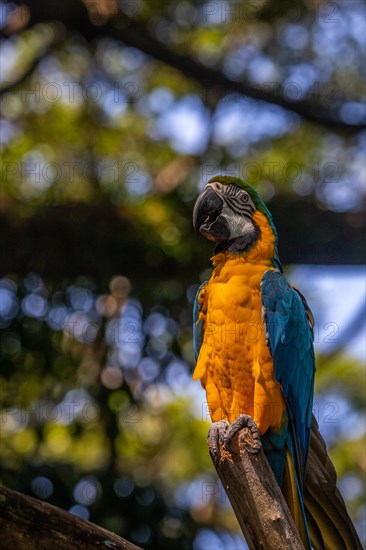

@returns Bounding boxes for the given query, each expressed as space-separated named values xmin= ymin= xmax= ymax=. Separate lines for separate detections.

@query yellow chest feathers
xmin=193 ymin=255 xmax=286 ymax=433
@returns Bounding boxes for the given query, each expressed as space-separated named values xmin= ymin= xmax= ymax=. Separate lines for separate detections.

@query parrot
xmin=192 ymin=175 xmax=362 ymax=550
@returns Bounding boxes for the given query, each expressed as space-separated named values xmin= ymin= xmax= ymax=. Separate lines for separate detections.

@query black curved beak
xmin=193 ymin=187 xmax=223 ymax=234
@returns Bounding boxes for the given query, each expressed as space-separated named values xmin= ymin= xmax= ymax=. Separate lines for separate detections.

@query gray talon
xmin=208 ymin=420 xmax=229 ymax=463
xmin=222 ymin=414 xmax=262 ymax=455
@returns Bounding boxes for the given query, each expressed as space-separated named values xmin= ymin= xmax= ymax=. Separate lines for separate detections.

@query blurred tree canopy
xmin=1 ymin=1 xmax=365 ymax=548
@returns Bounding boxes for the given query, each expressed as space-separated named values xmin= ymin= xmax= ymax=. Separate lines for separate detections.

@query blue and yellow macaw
xmin=192 ymin=176 xmax=361 ymax=550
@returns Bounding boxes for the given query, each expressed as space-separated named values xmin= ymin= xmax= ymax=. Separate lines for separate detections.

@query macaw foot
xmin=223 ymin=414 xmax=262 ymax=455
xmin=207 ymin=419 xmax=229 ymax=465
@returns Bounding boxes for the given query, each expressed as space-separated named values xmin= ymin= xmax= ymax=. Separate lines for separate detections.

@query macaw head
xmin=193 ymin=175 xmax=279 ymax=256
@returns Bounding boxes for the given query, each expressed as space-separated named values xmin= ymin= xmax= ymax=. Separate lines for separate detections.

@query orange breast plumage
xmin=193 ymin=254 xmax=286 ymax=434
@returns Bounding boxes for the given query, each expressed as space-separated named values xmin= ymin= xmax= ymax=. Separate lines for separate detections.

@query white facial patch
xmin=205 ymin=181 xmax=257 ymax=240
xmin=222 ymin=203 xmax=256 ymax=239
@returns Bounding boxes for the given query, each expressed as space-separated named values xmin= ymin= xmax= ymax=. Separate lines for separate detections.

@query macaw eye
xmin=242 ymin=195 xmax=249 ymax=202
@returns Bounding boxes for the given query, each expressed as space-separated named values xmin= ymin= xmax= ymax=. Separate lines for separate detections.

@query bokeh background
xmin=1 ymin=1 xmax=365 ymax=548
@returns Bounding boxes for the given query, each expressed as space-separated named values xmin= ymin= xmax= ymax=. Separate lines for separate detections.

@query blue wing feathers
xmin=261 ymin=270 xmax=315 ymax=481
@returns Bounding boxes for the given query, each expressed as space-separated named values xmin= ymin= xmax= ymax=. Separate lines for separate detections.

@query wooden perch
xmin=0 ymin=486 xmax=142 ymax=550
xmin=207 ymin=418 xmax=304 ymax=550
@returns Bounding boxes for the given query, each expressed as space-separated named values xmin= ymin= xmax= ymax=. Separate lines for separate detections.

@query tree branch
xmin=0 ymin=486 xmax=142 ymax=550
xmin=112 ymin=15 xmax=365 ymax=133
xmin=207 ymin=420 xmax=304 ymax=550
xmin=1 ymin=0 xmax=365 ymax=132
